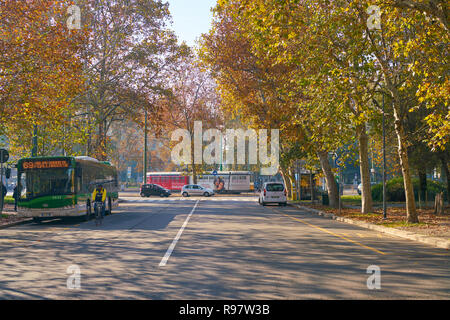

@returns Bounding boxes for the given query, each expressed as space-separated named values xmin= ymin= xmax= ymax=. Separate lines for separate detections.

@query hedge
xmin=371 ymin=177 xmax=448 ymax=202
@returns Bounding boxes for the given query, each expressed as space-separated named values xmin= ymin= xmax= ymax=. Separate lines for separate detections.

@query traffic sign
xmin=212 ymin=170 xmax=218 ymax=176
xmin=0 ymin=149 xmax=8 ymax=164
xmin=334 ymin=155 xmax=342 ymax=167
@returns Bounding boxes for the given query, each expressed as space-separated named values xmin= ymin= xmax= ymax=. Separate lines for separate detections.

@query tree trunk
xmin=318 ymin=150 xmax=339 ymax=208
xmin=376 ymin=61 xmax=418 ymax=221
xmin=86 ymin=108 xmax=91 ymax=156
xmin=95 ymin=120 xmax=108 ymax=161
xmin=434 ymin=192 xmax=444 ymax=215
xmin=288 ymin=166 xmax=297 ymax=200
xmin=192 ymin=165 xmax=197 ymax=184
xmin=191 ymin=142 xmax=197 ymax=184
xmin=357 ymin=123 xmax=374 ymax=213
xmin=280 ymin=165 xmax=292 ymax=199
xmin=393 ymin=110 xmax=418 ymax=223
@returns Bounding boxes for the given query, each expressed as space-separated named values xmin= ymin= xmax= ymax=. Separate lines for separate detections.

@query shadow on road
xmin=0 ymin=198 xmax=449 ymax=299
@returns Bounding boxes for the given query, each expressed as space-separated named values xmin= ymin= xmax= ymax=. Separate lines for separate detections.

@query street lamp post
xmin=338 ymin=166 xmax=342 ymax=216
xmin=0 ymin=151 xmax=4 ymax=214
xmin=0 ymin=148 xmax=9 ymax=214
xmin=296 ymin=160 xmax=301 ymax=202
xmin=382 ymin=94 xmax=387 ymax=219
xmin=143 ymin=110 xmax=148 ymax=185
xmin=0 ymin=164 xmax=3 ymax=214
xmin=220 ymin=136 xmax=223 ymax=171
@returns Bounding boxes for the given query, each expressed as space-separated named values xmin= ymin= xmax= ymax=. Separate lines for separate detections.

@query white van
xmin=259 ymin=182 xmax=287 ymax=206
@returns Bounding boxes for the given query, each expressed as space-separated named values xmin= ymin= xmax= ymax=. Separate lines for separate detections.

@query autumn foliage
xmin=0 ymin=0 xmax=86 ymax=149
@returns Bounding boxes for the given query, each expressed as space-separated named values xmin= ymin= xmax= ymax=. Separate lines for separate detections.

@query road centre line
xmin=159 ymin=200 xmax=200 ymax=267
xmin=274 ymin=209 xmax=386 ymax=255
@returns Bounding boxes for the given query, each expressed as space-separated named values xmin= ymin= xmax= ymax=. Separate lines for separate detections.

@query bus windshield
xmin=18 ymin=168 xmax=73 ymax=200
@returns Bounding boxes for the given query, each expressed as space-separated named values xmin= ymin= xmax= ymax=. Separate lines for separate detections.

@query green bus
xmin=17 ymin=156 xmax=119 ymax=222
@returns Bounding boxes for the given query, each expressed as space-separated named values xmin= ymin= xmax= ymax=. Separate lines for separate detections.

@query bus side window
xmin=76 ymin=176 xmax=82 ymax=193
xmin=75 ymin=167 xmax=82 ymax=193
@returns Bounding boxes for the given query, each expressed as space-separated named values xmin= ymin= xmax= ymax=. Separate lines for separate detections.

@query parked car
xmin=181 ymin=184 xmax=214 ymax=197
xmin=357 ymin=182 xmax=377 ymax=195
xmin=140 ymin=184 xmax=171 ymax=197
xmin=259 ymin=182 xmax=287 ymax=206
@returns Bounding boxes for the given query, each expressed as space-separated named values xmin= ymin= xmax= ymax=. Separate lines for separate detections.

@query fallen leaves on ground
xmin=300 ymin=203 xmax=450 ymax=239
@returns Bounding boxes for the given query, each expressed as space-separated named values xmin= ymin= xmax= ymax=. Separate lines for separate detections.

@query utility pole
xmin=371 ymin=139 xmax=375 ymax=183
xmin=143 ymin=110 xmax=148 ymax=185
xmin=0 ymin=163 xmax=3 ymax=214
xmin=334 ymin=153 xmax=342 ymax=215
xmin=338 ymin=166 xmax=342 ymax=215
xmin=296 ymin=160 xmax=300 ymax=201
xmin=220 ymin=136 xmax=223 ymax=171
xmin=0 ymin=148 xmax=9 ymax=214
xmin=382 ymin=94 xmax=387 ymax=219
xmin=0 ymin=154 xmax=3 ymax=214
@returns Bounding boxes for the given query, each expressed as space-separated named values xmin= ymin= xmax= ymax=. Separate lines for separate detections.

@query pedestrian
xmin=254 ymin=180 xmax=260 ymax=193
xmin=13 ymin=184 xmax=18 ymax=211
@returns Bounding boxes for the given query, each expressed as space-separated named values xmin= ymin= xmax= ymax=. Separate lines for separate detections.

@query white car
xmin=357 ymin=182 xmax=376 ymax=195
xmin=259 ymin=182 xmax=287 ymax=206
xmin=181 ymin=184 xmax=215 ymax=197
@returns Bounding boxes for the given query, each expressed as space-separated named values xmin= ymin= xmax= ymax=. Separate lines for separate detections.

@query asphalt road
xmin=0 ymin=195 xmax=448 ymax=299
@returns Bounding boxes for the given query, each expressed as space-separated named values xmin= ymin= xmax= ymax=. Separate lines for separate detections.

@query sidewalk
xmin=0 ymin=204 xmax=32 ymax=229
xmin=289 ymin=201 xmax=450 ymax=250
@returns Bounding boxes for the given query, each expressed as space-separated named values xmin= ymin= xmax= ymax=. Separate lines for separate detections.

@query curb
xmin=291 ymin=204 xmax=450 ymax=250
xmin=0 ymin=218 xmax=33 ymax=230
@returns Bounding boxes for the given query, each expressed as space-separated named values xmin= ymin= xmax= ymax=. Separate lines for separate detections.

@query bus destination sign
xmin=23 ymin=160 xmax=69 ymax=170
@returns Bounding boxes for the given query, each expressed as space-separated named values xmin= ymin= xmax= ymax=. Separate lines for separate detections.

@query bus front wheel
xmin=33 ymin=217 xmax=43 ymax=224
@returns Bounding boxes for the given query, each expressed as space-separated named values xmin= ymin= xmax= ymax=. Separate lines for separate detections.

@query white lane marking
xmin=159 ymin=200 xmax=200 ymax=267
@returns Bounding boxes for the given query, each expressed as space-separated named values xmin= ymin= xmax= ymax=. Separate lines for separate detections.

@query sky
xmin=168 ymin=0 xmax=217 ymax=47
